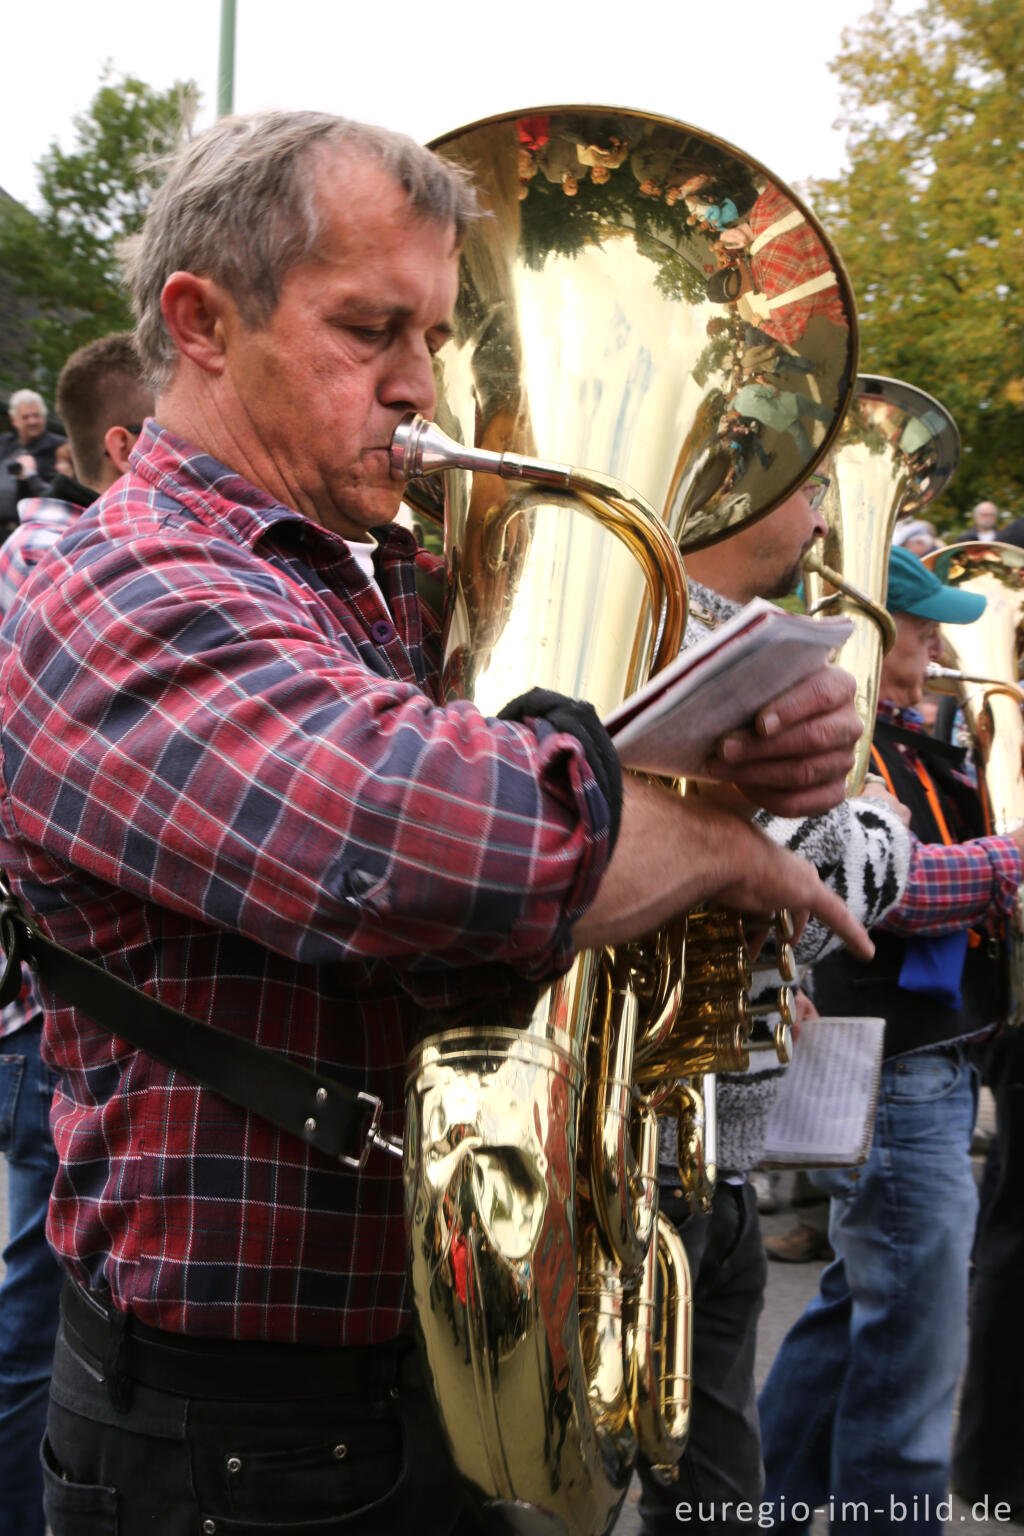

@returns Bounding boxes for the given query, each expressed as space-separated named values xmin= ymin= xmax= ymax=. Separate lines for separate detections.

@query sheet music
xmin=603 ymin=598 xmax=853 ymax=778
xmin=762 ymin=1016 xmax=885 ymax=1168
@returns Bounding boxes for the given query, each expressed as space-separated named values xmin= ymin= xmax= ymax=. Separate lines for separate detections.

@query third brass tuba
xmin=923 ymin=540 xmax=1024 ymax=1024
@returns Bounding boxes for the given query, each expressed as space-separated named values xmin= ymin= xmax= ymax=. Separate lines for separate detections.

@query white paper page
xmin=603 ymin=600 xmax=852 ymax=778
xmin=762 ymin=1016 xmax=885 ymax=1167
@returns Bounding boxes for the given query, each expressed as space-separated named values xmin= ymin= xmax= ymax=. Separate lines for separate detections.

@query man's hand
xmin=699 ymin=664 xmax=862 ymax=817
xmin=858 ymin=780 xmax=912 ymax=826
xmin=573 ymin=775 xmax=873 ymax=961
xmin=10 ymin=454 xmax=36 ymax=480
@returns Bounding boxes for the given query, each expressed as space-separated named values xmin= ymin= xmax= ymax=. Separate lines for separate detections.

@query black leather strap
xmin=0 ymin=881 xmax=385 ymax=1166
xmin=874 ymin=716 xmax=968 ymax=768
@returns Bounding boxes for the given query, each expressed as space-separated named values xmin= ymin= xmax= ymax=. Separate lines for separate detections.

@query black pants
xmin=952 ymin=1029 xmax=1024 ymax=1510
xmin=43 ymin=1295 xmax=482 ymax=1536
xmin=637 ymin=1180 xmax=768 ymax=1535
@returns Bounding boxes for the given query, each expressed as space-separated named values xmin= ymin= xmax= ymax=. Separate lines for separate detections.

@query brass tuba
xmin=398 ymin=106 xmax=856 ymax=1536
xmin=803 ymin=375 xmax=961 ymax=793
xmin=922 ymin=540 xmax=1024 ymax=1024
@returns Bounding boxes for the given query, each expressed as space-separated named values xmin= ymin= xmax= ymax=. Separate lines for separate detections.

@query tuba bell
xmin=398 ymin=105 xmax=856 ymax=1536
xmin=803 ymin=375 xmax=961 ymax=793
xmin=922 ymin=540 xmax=1024 ymax=1024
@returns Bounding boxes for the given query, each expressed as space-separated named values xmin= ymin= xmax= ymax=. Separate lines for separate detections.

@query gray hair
xmin=8 ymin=389 xmax=46 ymax=415
xmin=120 ymin=110 xmax=482 ymax=390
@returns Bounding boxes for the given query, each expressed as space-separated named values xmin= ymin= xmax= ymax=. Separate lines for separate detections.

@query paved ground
xmin=0 ymin=1092 xmax=1002 ymax=1534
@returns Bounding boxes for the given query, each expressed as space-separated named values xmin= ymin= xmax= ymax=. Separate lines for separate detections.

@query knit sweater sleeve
xmin=754 ymin=796 xmax=912 ymax=965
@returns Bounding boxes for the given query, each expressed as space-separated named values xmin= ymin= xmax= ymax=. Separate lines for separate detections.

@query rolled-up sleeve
xmin=880 ymin=833 xmax=1022 ymax=936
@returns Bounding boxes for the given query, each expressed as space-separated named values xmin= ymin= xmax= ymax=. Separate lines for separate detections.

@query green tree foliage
xmin=0 ymin=69 xmax=198 ymax=395
xmin=808 ymin=0 xmax=1024 ymax=527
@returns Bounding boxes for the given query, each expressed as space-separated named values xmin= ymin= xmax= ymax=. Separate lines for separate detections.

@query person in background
xmin=759 ymin=546 xmax=1024 ymax=1536
xmin=637 ymin=476 xmax=912 ymax=1536
xmin=0 ymin=331 xmax=153 ymax=1536
xmin=892 ymin=517 xmax=940 ymax=558
xmin=962 ymin=499 xmax=1001 ymax=542
xmin=0 ymin=389 xmax=67 ymax=538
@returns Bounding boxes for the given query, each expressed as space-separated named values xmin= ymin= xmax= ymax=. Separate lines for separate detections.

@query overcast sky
xmin=1 ymin=0 xmax=878 ymax=210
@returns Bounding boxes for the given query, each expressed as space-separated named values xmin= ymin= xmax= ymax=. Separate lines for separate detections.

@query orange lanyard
xmin=870 ymin=743 xmax=954 ymax=846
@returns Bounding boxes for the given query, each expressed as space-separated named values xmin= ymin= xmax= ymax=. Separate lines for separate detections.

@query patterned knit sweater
xmin=659 ymin=580 xmax=913 ymax=1177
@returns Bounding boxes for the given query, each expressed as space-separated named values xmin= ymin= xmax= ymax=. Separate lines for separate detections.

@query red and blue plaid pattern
xmin=875 ymin=702 xmax=1022 ymax=936
xmin=0 ymin=423 xmax=613 ymax=1344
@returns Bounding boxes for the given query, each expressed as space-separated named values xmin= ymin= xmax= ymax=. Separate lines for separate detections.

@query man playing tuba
xmin=638 ymin=478 xmax=914 ymax=1536
xmin=0 ymin=110 xmax=874 ymax=1536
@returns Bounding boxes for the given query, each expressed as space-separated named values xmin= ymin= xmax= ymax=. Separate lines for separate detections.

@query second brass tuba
xmin=399 ymin=105 xmax=856 ymax=1536
xmin=803 ymin=375 xmax=961 ymax=793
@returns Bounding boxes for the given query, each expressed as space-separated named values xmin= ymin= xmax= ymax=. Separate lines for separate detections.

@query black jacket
xmin=0 ymin=427 xmax=67 ymax=529
xmin=812 ymin=719 xmax=1007 ymax=1058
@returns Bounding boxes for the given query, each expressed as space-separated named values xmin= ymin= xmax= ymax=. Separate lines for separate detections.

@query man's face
xmin=974 ymin=502 xmax=998 ymax=532
xmin=726 ymin=484 xmax=827 ymax=602
xmin=12 ymin=401 xmax=45 ymax=442
xmin=880 ymin=612 xmax=943 ymax=708
xmin=214 ymin=155 xmax=459 ymax=540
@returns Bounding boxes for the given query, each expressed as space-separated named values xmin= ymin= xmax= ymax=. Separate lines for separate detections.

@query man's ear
xmin=160 ymin=272 xmax=230 ymax=374
xmin=103 ymin=424 xmax=137 ymax=477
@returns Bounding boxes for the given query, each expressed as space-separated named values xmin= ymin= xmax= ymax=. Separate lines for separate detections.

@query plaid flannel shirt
xmin=747 ymin=183 xmax=849 ymax=346
xmin=875 ymin=701 xmax=1022 ymax=935
xmin=0 ymin=423 xmax=613 ymax=1344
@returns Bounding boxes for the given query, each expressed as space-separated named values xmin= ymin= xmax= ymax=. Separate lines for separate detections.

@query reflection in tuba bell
xmin=398 ymin=106 xmax=856 ymax=1536
xmin=923 ymin=541 xmax=1024 ymax=1025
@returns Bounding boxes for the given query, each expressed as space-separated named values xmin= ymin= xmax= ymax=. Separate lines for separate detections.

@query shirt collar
xmin=685 ymin=577 xmax=743 ymax=632
xmin=129 ymin=421 xmax=304 ymax=551
xmin=877 ymin=697 xmax=925 ymax=731
xmin=127 ymin=420 xmax=416 ymax=566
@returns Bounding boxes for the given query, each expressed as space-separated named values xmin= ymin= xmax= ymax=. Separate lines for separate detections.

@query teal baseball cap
xmin=886 ymin=546 xmax=986 ymax=625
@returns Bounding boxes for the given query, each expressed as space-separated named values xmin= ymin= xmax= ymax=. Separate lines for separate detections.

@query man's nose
xmin=380 ymin=340 xmax=437 ymax=418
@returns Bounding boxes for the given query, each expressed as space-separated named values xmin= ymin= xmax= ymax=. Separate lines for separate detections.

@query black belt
xmin=61 ymin=1280 xmax=420 ymax=1403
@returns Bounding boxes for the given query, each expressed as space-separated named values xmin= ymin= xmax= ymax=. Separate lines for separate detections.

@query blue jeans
xmin=0 ymin=1017 xmax=63 ymax=1536
xmin=759 ymin=1048 xmax=979 ymax=1536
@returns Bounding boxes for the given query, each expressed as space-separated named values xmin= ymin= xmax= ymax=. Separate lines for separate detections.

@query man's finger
xmin=703 ymin=747 xmax=858 ymax=793
xmin=808 ymin=883 xmax=873 ymax=962
xmin=713 ymin=706 xmax=862 ymax=767
xmin=753 ymin=664 xmax=857 ymax=738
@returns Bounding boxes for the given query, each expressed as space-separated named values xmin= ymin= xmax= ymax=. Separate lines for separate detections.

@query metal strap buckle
xmin=339 ymin=1091 xmax=403 ymax=1171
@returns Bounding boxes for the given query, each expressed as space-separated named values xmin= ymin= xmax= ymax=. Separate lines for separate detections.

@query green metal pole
xmin=218 ymin=0 xmax=237 ymax=118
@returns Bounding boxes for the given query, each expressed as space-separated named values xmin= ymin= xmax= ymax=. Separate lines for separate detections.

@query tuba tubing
xmin=922 ymin=541 xmax=1024 ymax=1025
xmin=802 ymin=374 xmax=960 ymax=795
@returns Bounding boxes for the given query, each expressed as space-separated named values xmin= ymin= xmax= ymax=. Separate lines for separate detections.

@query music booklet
xmin=603 ymin=597 xmax=853 ymax=778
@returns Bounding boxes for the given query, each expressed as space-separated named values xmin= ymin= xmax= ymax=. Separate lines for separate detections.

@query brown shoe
xmin=764 ymin=1224 xmax=834 ymax=1263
